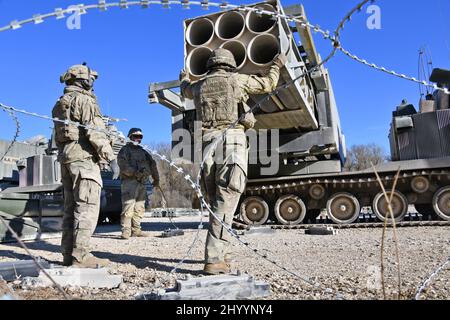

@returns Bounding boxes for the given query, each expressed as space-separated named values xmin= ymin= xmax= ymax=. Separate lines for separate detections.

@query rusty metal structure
xmin=149 ymin=0 xmax=450 ymax=226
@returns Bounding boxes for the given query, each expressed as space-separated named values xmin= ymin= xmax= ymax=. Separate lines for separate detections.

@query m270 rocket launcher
xmin=149 ymin=0 xmax=346 ymax=179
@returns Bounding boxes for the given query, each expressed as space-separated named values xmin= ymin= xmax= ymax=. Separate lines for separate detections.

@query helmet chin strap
xmin=82 ymin=62 xmax=94 ymax=90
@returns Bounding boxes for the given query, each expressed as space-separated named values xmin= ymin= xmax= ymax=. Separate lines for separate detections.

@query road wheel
xmin=373 ymin=190 xmax=408 ymax=222
xmin=326 ymin=193 xmax=360 ymax=224
xmin=274 ymin=195 xmax=306 ymax=225
xmin=432 ymin=186 xmax=450 ymax=221
xmin=240 ymin=196 xmax=269 ymax=226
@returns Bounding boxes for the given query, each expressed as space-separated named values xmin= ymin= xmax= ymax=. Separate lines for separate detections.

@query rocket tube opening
xmin=246 ymin=4 xmax=277 ymax=34
xmin=220 ymin=40 xmax=247 ymax=69
xmin=187 ymin=47 xmax=212 ymax=77
xmin=186 ymin=18 xmax=215 ymax=46
xmin=215 ymin=11 xmax=245 ymax=40
xmin=248 ymin=34 xmax=280 ymax=66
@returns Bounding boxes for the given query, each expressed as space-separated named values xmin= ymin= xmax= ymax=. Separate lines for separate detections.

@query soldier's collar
xmin=64 ymin=85 xmax=97 ymax=99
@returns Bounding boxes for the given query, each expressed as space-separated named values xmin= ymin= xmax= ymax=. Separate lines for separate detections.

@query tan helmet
xmin=60 ymin=63 xmax=99 ymax=83
xmin=206 ymin=48 xmax=237 ymax=70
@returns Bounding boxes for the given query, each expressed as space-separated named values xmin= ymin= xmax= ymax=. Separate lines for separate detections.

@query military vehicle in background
xmin=0 ymin=118 xmax=132 ymax=242
xmin=149 ymin=0 xmax=450 ymax=226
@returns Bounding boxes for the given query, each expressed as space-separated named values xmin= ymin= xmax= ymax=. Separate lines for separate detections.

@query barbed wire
xmin=414 ymin=258 xmax=449 ymax=300
xmin=0 ymin=0 xmax=349 ymax=298
xmin=0 ymin=0 xmax=439 ymax=299
xmin=0 ymin=1 xmax=337 ymax=43
xmin=339 ymin=47 xmax=449 ymax=95
xmin=0 ymin=0 xmax=446 ymax=95
xmin=0 ymin=105 xmax=20 ymax=162
xmin=330 ymin=0 xmax=450 ymax=95
xmin=0 ymin=102 xmax=324 ymax=293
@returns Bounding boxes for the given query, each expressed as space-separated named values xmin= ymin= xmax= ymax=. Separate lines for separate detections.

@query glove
xmin=273 ymin=53 xmax=288 ymax=68
xmin=110 ymin=159 xmax=120 ymax=180
xmin=238 ymin=102 xmax=256 ymax=130
xmin=179 ymin=69 xmax=189 ymax=82
xmin=153 ymin=179 xmax=160 ymax=188
xmin=99 ymin=146 xmax=116 ymax=163
xmin=99 ymin=160 xmax=109 ymax=171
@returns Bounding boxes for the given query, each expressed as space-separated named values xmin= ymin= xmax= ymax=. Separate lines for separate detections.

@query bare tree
xmin=149 ymin=142 xmax=197 ymax=208
xmin=344 ymin=143 xmax=387 ymax=172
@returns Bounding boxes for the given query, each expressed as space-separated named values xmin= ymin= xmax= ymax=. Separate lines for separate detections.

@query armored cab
xmin=389 ymin=68 xmax=450 ymax=162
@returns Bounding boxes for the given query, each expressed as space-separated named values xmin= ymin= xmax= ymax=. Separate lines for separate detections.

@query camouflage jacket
xmin=180 ymin=65 xmax=280 ymax=130
xmin=117 ymin=143 xmax=159 ymax=184
xmin=52 ymin=85 xmax=115 ymax=164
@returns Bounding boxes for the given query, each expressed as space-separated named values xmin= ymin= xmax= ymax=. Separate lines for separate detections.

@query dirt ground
xmin=0 ymin=215 xmax=449 ymax=300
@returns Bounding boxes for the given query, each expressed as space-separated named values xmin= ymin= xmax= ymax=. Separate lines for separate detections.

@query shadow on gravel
xmin=92 ymin=250 xmax=204 ymax=274
xmin=94 ymin=221 xmax=208 ymax=234
xmin=0 ymin=242 xmax=62 ymax=265
xmin=140 ymin=221 xmax=208 ymax=232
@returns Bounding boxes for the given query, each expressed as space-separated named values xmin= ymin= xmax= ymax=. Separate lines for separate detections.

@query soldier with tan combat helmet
xmin=117 ymin=128 xmax=159 ymax=239
xmin=52 ymin=63 xmax=116 ymax=268
xmin=180 ymin=48 xmax=287 ymax=275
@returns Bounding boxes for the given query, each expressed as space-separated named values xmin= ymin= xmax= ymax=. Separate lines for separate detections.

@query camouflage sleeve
xmin=236 ymin=65 xmax=281 ymax=101
xmin=117 ymin=146 xmax=136 ymax=178
xmin=74 ymin=95 xmax=116 ymax=162
xmin=146 ymin=152 xmax=160 ymax=184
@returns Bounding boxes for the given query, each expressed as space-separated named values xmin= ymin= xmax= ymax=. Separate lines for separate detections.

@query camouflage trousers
xmin=202 ymin=129 xmax=248 ymax=264
xmin=120 ymin=179 xmax=146 ymax=234
xmin=61 ymin=159 xmax=102 ymax=263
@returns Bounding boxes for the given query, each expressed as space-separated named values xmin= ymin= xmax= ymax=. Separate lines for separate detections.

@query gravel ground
xmin=0 ymin=215 xmax=449 ymax=300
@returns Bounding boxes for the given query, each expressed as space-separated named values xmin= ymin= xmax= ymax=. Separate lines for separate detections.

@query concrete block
xmin=28 ymin=267 xmax=122 ymax=289
xmin=305 ymin=226 xmax=338 ymax=235
xmin=160 ymin=229 xmax=185 ymax=238
xmin=137 ymin=274 xmax=271 ymax=300
xmin=0 ymin=259 xmax=49 ymax=281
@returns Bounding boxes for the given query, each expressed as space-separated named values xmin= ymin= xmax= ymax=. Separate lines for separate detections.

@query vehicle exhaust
xmin=186 ymin=46 xmax=212 ymax=77
xmin=245 ymin=4 xmax=277 ymax=34
xmin=220 ymin=40 xmax=247 ymax=69
xmin=247 ymin=34 xmax=280 ymax=66
xmin=186 ymin=18 xmax=215 ymax=47
xmin=215 ymin=11 xmax=245 ymax=40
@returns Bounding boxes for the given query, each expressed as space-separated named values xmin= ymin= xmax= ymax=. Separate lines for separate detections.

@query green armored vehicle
xmin=0 ymin=120 xmax=137 ymax=242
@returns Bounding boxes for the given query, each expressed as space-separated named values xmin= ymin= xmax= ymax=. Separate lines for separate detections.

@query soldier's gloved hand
xmin=110 ymin=159 xmax=120 ymax=180
xmin=273 ymin=53 xmax=288 ymax=68
xmin=153 ymin=179 xmax=160 ymax=188
xmin=99 ymin=148 xmax=116 ymax=163
xmin=179 ymin=69 xmax=189 ymax=82
xmin=99 ymin=160 xmax=109 ymax=171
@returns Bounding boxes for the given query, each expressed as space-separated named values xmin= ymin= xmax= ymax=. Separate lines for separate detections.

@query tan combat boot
xmin=203 ymin=262 xmax=231 ymax=275
xmin=121 ymin=216 xmax=132 ymax=239
xmin=131 ymin=229 xmax=148 ymax=237
xmin=73 ymin=256 xmax=110 ymax=268
xmin=121 ymin=229 xmax=131 ymax=240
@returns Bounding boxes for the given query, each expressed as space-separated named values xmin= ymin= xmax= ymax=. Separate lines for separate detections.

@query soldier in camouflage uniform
xmin=52 ymin=63 xmax=116 ymax=268
xmin=180 ymin=48 xmax=287 ymax=275
xmin=117 ymin=128 xmax=159 ymax=239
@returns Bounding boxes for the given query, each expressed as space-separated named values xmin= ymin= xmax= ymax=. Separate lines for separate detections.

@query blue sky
xmin=0 ymin=0 xmax=448 ymax=154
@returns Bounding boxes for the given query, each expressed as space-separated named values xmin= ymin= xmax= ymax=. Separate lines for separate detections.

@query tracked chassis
xmin=239 ymin=157 xmax=450 ymax=226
